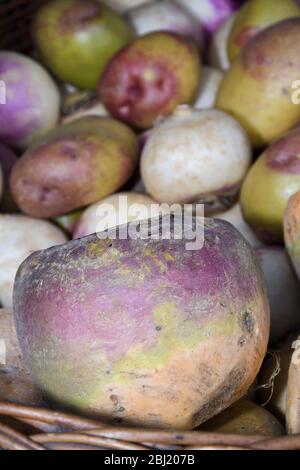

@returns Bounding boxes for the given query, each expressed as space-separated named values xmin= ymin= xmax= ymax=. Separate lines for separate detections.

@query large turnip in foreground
xmin=13 ymin=215 xmax=269 ymax=429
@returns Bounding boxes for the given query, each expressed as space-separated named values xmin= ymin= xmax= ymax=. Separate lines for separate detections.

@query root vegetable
xmin=215 ymin=203 xmax=263 ymax=248
xmin=241 ymin=129 xmax=300 ymax=243
xmin=200 ymin=399 xmax=284 ymax=436
xmin=0 ymin=215 xmax=67 ymax=308
xmin=73 ymin=192 xmax=166 ymax=239
xmin=10 ymin=117 xmax=138 ymax=219
xmin=284 ymin=191 xmax=300 ymax=281
xmin=99 ymin=32 xmax=201 ymax=129
xmin=287 ymin=335 xmax=300 ymax=433
xmin=13 ymin=215 xmax=269 ymax=429
xmin=33 ymin=0 xmax=134 ymax=90
xmin=0 ymin=52 xmax=60 ymax=150
xmin=216 ymin=19 xmax=300 ymax=148
xmin=228 ymin=0 xmax=300 ymax=62
xmin=141 ymin=106 xmax=251 ymax=207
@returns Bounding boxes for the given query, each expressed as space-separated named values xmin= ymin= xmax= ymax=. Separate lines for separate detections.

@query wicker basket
xmin=0 ymin=0 xmax=50 ymax=53
xmin=0 ymin=0 xmax=300 ymax=451
xmin=0 ymin=401 xmax=299 ymax=451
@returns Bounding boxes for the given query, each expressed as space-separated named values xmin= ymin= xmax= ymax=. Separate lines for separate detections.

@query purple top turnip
xmin=0 ymin=52 xmax=61 ymax=150
xmin=13 ymin=215 xmax=269 ymax=429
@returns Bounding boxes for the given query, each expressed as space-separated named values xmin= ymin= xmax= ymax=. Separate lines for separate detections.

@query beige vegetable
xmin=259 ymin=334 xmax=297 ymax=425
xmin=103 ymin=0 xmax=154 ymax=14
xmin=209 ymin=14 xmax=236 ymax=70
xmin=200 ymin=399 xmax=284 ymax=436
xmin=141 ymin=106 xmax=251 ymax=206
xmin=73 ymin=192 xmax=168 ymax=239
xmin=194 ymin=66 xmax=224 ymax=110
xmin=0 ymin=215 xmax=67 ymax=307
xmin=287 ymin=336 xmax=300 ymax=434
xmin=215 ymin=203 xmax=263 ymax=248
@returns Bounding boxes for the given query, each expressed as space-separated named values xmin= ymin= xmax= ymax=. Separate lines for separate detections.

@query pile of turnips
xmin=0 ymin=0 xmax=300 ymax=436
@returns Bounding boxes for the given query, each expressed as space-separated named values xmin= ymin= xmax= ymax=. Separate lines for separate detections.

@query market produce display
xmin=0 ymin=0 xmax=300 ymax=452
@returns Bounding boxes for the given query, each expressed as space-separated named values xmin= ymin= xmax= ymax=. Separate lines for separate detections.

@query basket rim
xmin=0 ymin=401 xmax=299 ymax=451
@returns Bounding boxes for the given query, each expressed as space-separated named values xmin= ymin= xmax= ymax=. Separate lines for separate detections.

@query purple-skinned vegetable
xmin=0 ymin=52 xmax=60 ymax=150
xmin=284 ymin=191 xmax=300 ymax=281
xmin=13 ymin=215 xmax=269 ymax=429
xmin=176 ymin=0 xmax=243 ymax=36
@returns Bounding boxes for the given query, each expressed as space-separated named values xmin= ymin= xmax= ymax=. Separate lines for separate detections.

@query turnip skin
xmin=284 ymin=191 xmax=300 ymax=281
xmin=141 ymin=107 xmax=251 ymax=205
xmin=99 ymin=32 xmax=201 ymax=130
xmin=287 ymin=334 xmax=300 ymax=434
xmin=13 ymin=216 xmax=269 ymax=429
xmin=0 ymin=52 xmax=60 ymax=150
xmin=33 ymin=0 xmax=134 ymax=90
xmin=0 ymin=215 xmax=67 ymax=308
xmin=215 ymin=203 xmax=262 ymax=248
xmin=73 ymin=192 xmax=163 ymax=239
xmin=10 ymin=117 xmax=139 ymax=219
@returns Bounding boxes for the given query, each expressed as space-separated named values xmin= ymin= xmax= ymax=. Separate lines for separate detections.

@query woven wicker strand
xmin=0 ymin=0 xmax=49 ymax=53
xmin=0 ymin=401 xmax=300 ymax=450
